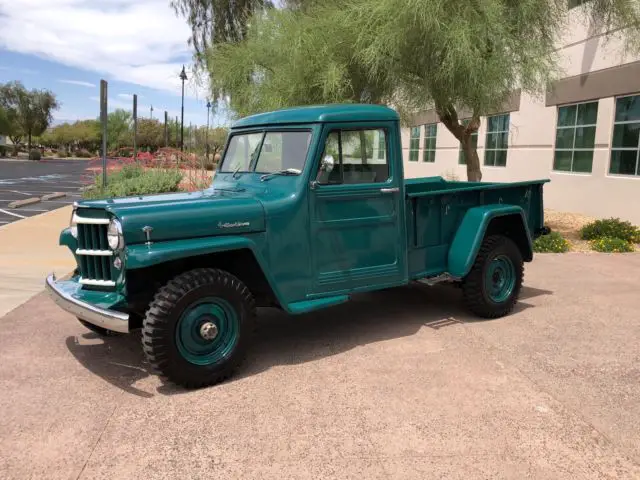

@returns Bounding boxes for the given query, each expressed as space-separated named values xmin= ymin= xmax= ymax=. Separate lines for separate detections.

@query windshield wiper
xmin=232 ymin=165 xmax=243 ymax=179
xmin=260 ymin=168 xmax=302 ymax=182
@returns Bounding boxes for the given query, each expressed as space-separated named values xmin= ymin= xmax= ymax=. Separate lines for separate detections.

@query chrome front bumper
xmin=45 ymin=274 xmax=130 ymax=333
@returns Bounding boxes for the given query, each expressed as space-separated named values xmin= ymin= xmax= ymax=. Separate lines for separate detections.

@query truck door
xmin=308 ymin=123 xmax=407 ymax=295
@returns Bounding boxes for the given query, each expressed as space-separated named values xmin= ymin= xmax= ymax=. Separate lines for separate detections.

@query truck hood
xmin=78 ymin=189 xmax=265 ymax=244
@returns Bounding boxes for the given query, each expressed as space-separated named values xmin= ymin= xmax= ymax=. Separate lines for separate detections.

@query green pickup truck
xmin=47 ymin=104 xmax=549 ymax=388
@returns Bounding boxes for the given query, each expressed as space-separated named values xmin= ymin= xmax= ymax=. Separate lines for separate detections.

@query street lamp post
xmin=179 ymin=65 xmax=187 ymax=151
xmin=206 ymin=100 xmax=211 ymax=160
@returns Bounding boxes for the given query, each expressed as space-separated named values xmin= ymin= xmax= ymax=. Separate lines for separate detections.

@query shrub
xmin=75 ymin=148 xmax=93 ymax=158
xmin=580 ymin=217 xmax=640 ymax=243
xmin=57 ymin=149 xmax=69 ymax=158
xmin=83 ymin=165 xmax=183 ymax=200
xmin=28 ymin=149 xmax=42 ymax=161
xmin=590 ymin=236 xmax=635 ymax=253
xmin=0 ymin=145 xmax=6 ymax=157
xmin=533 ymin=231 xmax=570 ymax=253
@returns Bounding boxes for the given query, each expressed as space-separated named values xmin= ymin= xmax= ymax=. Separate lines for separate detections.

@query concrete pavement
xmin=0 ymin=205 xmax=76 ymax=317
xmin=1 ymin=253 xmax=639 ymax=479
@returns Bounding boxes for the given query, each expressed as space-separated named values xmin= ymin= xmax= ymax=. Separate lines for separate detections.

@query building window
xmin=458 ymin=119 xmax=479 ymax=165
xmin=423 ymin=124 xmax=437 ymax=162
xmin=409 ymin=127 xmax=420 ymax=162
xmin=553 ymin=101 xmax=598 ymax=173
xmin=484 ymin=114 xmax=509 ymax=167
xmin=610 ymin=95 xmax=640 ymax=176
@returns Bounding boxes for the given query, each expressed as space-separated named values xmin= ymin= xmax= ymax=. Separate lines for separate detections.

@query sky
xmin=0 ymin=0 xmax=229 ymax=127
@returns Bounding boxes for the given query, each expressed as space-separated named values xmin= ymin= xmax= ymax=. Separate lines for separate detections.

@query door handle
xmin=380 ymin=187 xmax=400 ymax=194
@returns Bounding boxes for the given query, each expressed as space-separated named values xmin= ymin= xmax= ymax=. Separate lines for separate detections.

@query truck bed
xmin=404 ymin=176 xmax=549 ymax=280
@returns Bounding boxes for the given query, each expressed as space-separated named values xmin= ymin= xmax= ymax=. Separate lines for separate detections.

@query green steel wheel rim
xmin=175 ymin=297 xmax=239 ymax=366
xmin=485 ymin=255 xmax=516 ymax=303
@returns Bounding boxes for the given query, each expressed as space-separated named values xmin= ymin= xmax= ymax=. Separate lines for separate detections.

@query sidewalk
xmin=0 ymin=206 xmax=75 ymax=317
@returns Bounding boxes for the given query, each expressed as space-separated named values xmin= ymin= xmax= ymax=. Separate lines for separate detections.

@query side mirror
xmin=315 ymin=154 xmax=335 ymax=185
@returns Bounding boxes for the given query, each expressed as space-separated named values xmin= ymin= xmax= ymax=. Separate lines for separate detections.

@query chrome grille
xmin=75 ymin=216 xmax=115 ymax=287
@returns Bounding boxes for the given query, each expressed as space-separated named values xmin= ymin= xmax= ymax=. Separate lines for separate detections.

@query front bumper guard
xmin=45 ymin=274 xmax=130 ymax=333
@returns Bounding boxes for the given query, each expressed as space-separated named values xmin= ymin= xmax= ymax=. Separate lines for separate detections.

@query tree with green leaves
xmin=137 ymin=118 xmax=164 ymax=150
xmin=0 ymin=81 xmax=59 ymax=155
xmin=202 ymin=0 xmax=640 ymax=181
xmin=0 ymin=106 xmax=10 ymax=136
xmin=205 ymin=5 xmax=388 ymax=116
xmin=171 ymin=0 xmax=273 ymax=66
xmin=106 ymin=109 xmax=133 ymax=150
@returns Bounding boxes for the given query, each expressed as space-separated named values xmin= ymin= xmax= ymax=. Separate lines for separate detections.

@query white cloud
xmin=59 ymin=79 xmax=96 ymax=88
xmin=0 ymin=0 xmax=202 ymax=97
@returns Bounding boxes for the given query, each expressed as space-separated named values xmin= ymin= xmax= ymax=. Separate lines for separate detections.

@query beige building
xmin=402 ymin=5 xmax=640 ymax=224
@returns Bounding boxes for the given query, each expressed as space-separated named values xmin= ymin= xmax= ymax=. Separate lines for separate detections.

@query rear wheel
xmin=142 ymin=268 xmax=255 ymax=389
xmin=462 ymin=235 xmax=523 ymax=318
xmin=77 ymin=318 xmax=122 ymax=336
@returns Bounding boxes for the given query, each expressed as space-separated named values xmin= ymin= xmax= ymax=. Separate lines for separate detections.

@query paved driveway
xmin=0 ymin=159 xmax=89 ymax=226
xmin=1 ymin=254 xmax=639 ymax=479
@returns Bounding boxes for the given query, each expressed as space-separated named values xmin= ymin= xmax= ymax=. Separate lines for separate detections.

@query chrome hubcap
xmin=199 ymin=322 xmax=219 ymax=341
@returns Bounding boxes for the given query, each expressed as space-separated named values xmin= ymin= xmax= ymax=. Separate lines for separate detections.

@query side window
xmin=319 ymin=129 xmax=389 ymax=184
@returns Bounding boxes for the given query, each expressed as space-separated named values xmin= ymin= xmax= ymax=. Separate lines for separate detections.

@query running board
xmin=416 ymin=273 xmax=459 ymax=286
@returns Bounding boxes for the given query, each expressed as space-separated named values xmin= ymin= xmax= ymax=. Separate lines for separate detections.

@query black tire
xmin=462 ymin=235 xmax=524 ymax=319
xmin=77 ymin=318 xmax=122 ymax=336
xmin=142 ymin=268 xmax=255 ymax=389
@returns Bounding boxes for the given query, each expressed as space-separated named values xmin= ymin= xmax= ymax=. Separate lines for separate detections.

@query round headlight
xmin=69 ymin=210 xmax=78 ymax=238
xmin=107 ymin=219 xmax=123 ymax=250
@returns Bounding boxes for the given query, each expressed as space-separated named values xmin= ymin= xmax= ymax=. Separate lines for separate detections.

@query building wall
xmin=401 ymin=8 xmax=640 ymax=224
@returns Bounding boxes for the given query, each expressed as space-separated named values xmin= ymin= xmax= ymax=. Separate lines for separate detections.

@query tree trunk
xmin=461 ymin=134 xmax=482 ymax=182
xmin=436 ymin=102 xmax=482 ymax=182
xmin=27 ymin=130 xmax=32 ymax=152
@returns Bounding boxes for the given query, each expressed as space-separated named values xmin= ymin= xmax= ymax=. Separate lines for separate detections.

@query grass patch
xmin=83 ymin=164 xmax=183 ymax=200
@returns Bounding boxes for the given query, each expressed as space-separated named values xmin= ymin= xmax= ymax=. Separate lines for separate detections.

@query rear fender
xmin=448 ymin=205 xmax=533 ymax=278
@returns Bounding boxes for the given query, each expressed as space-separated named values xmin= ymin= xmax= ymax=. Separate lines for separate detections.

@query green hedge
xmin=533 ymin=231 xmax=570 ymax=253
xmin=83 ymin=164 xmax=183 ymax=200
xmin=29 ymin=149 xmax=41 ymax=161
xmin=580 ymin=218 xmax=640 ymax=243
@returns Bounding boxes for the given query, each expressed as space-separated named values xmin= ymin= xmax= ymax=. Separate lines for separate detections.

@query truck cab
xmin=47 ymin=104 xmax=548 ymax=388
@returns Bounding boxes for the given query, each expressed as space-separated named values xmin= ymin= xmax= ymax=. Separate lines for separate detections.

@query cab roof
xmin=231 ymin=104 xmax=400 ymax=129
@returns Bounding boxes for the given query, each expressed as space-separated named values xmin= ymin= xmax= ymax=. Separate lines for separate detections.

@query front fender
xmin=124 ymin=234 xmax=288 ymax=309
xmin=125 ymin=235 xmax=263 ymax=269
xmin=447 ymin=205 xmax=533 ymax=278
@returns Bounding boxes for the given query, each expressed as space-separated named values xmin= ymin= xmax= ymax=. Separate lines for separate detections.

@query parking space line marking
xmin=10 ymin=190 xmax=32 ymax=196
xmin=14 ymin=208 xmax=48 ymax=212
xmin=0 ymin=208 xmax=25 ymax=218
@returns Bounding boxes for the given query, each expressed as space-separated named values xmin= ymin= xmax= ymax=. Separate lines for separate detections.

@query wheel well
xmin=485 ymin=215 xmax=532 ymax=262
xmin=126 ymin=249 xmax=279 ymax=314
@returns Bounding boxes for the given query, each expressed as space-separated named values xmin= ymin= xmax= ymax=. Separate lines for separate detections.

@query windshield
xmin=219 ymin=130 xmax=312 ymax=174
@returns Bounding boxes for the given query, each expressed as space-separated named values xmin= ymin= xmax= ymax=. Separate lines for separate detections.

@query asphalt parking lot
xmin=1 ymin=253 xmax=639 ymax=479
xmin=0 ymin=159 xmax=90 ymax=226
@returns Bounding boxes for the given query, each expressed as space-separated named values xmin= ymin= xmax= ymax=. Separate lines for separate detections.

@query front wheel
xmin=142 ymin=268 xmax=255 ymax=388
xmin=462 ymin=235 xmax=524 ymax=319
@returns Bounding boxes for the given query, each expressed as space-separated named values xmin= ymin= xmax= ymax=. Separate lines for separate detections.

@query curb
xmin=41 ymin=192 xmax=66 ymax=201
xmin=8 ymin=192 xmax=67 ymax=208
xmin=8 ymin=197 xmax=40 ymax=208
